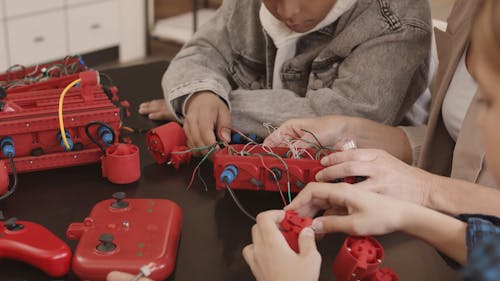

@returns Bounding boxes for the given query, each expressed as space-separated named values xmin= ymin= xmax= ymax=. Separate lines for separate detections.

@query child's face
xmin=472 ymin=41 xmax=500 ymax=184
xmin=262 ymin=0 xmax=337 ymax=33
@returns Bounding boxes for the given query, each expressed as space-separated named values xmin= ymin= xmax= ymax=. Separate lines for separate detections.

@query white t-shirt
xmin=442 ymin=49 xmax=477 ymax=142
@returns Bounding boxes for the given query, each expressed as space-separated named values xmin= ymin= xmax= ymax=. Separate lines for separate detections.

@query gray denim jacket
xmin=163 ymin=0 xmax=431 ymax=137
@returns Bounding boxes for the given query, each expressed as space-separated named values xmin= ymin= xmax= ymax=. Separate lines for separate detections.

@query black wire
xmin=0 ymin=155 xmax=18 ymax=201
xmin=224 ymin=180 xmax=256 ymax=222
xmin=84 ymin=121 xmax=116 ymax=153
xmin=99 ymin=73 xmax=115 ymax=86
xmin=300 ymin=129 xmax=324 ymax=148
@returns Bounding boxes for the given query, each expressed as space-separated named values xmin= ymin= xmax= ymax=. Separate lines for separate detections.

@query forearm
xmin=401 ymin=204 xmax=467 ymax=265
xmin=230 ymin=85 xmax=415 ymax=138
xmin=347 ymin=118 xmax=413 ymax=164
xmin=427 ymin=176 xmax=500 ymax=216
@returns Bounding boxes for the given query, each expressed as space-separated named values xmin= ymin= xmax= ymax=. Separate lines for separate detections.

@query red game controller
xmin=0 ymin=212 xmax=72 ymax=277
xmin=280 ymin=211 xmax=313 ymax=253
xmin=332 ymin=236 xmax=392 ymax=281
xmin=66 ymin=192 xmax=182 ymax=281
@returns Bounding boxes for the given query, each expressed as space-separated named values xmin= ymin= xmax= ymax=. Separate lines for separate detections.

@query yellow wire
xmin=58 ymin=78 xmax=81 ymax=150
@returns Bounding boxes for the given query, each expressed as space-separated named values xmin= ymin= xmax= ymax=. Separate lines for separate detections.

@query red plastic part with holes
xmin=280 ymin=211 xmax=313 ymax=253
xmin=101 ymin=144 xmax=140 ymax=184
xmin=146 ymin=122 xmax=187 ymax=165
xmin=170 ymin=146 xmax=192 ymax=169
xmin=332 ymin=236 xmax=384 ymax=281
xmin=67 ymin=198 xmax=182 ymax=281
xmin=0 ymin=220 xmax=72 ymax=277
xmin=0 ymin=70 xmax=128 ymax=174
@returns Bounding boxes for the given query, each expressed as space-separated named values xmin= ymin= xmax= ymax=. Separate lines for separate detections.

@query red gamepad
xmin=0 ymin=213 xmax=72 ymax=277
xmin=66 ymin=192 xmax=182 ymax=281
xmin=280 ymin=211 xmax=313 ymax=253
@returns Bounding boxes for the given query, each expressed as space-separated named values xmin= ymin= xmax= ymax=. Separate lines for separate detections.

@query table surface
xmin=0 ymin=61 xmax=460 ymax=281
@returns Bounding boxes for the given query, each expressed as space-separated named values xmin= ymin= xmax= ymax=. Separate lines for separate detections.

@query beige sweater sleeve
xmin=399 ymin=125 xmax=427 ymax=166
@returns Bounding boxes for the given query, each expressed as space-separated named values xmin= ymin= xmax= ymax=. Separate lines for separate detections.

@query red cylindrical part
xmin=146 ymin=122 xmax=186 ymax=164
xmin=0 ymin=161 xmax=8 ymax=195
xmin=101 ymin=144 xmax=140 ymax=184
xmin=332 ymin=236 xmax=384 ymax=281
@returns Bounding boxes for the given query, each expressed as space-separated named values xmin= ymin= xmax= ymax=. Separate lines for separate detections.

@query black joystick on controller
xmin=96 ymin=233 xmax=116 ymax=252
xmin=4 ymin=217 xmax=24 ymax=231
xmin=111 ymin=192 xmax=129 ymax=209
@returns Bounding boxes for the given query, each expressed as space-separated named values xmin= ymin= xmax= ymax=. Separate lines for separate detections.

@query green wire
xmin=196 ymin=146 xmax=216 ymax=191
xmin=295 ymin=138 xmax=320 ymax=150
xmin=171 ymin=144 xmax=217 ymax=154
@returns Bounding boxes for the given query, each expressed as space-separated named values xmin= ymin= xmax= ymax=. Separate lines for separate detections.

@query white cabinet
xmin=7 ymin=11 xmax=66 ymax=65
xmin=0 ymin=0 xmax=124 ymax=67
xmin=67 ymin=1 xmax=119 ymax=54
xmin=4 ymin=0 xmax=64 ymax=18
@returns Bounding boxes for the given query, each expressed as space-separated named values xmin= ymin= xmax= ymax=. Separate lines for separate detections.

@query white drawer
xmin=66 ymin=0 xmax=100 ymax=7
xmin=0 ymin=21 xmax=8 ymax=70
xmin=5 ymin=0 xmax=64 ymax=18
xmin=67 ymin=0 xmax=119 ymax=54
xmin=7 ymin=11 xmax=67 ymax=65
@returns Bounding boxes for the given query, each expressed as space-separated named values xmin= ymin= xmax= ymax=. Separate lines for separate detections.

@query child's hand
xmin=243 ymin=210 xmax=321 ymax=281
xmin=184 ymin=91 xmax=231 ymax=152
xmin=285 ymin=183 xmax=410 ymax=236
xmin=138 ymin=99 xmax=177 ymax=121
xmin=263 ymin=115 xmax=353 ymax=148
xmin=107 ymin=271 xmax=152 ymax=281
xmin=315 ymin=149 xmax=433 ymax=207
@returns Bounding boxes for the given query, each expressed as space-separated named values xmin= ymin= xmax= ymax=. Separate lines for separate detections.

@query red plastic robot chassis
xmin=214 ymin=145 xmax=359 ymax=192
xmin=0 ymin=70 xmax=129 ymax=174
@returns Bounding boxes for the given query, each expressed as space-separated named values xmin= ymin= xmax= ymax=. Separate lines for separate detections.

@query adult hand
xmin=107 ymin=271 xmax=152 ymax=281
xmin=184 ymin=91 xmax=231 ymax=152
xmin=263 ymin=116 xmax=352 ymax=149
xmin=138 ymin=99 xmax=177 ymax=121
xmin=285 ymin=183 xmax=411 ymax=236
xmin=315 ymin=149 xmax=434 ymax=207
xmin=242 ymin=210 xmax=321 ymax=281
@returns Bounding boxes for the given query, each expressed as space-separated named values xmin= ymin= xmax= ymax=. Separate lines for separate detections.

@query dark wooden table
xmin=0 ymin=61 xmax=460 ymax=281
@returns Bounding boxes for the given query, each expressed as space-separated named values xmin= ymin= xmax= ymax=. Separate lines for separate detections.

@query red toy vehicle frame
xmin=214 ymin=144 xmax=331 ymax=193
xmin=0 ymin=70 xmax=128 ymax=174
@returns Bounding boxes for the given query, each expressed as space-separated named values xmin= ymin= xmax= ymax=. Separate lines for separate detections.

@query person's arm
xmin=263 ymin=116 xmax=415 ymax=164
xmin=162 ymin=0 xmax=240 ymax=121
xmin=230 ymin=22 xmax=430 ymax=137
xmin=401 ymin=202 xmax=468 ymax=265
xmin=427 ymin=176 xmax=500 ymax=217
xmin=315 ymin=149 xmax=500 ymax=217
xmin=286 ymin=183 xmax=469 ymax=265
